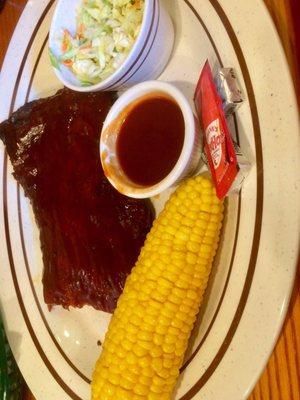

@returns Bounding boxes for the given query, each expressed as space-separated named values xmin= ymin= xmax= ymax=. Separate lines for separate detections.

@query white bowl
xmin=49 ymin=0 xmax=174 ymax=92
xmin=100 ymin=81 xmax=202 ymax=198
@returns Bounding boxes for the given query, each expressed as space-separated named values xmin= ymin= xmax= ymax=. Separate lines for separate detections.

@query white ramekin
xmin=100 ymin=81 xmax=202 ymax=199
xmin=49 ymin=0 xmax=174 ymax=92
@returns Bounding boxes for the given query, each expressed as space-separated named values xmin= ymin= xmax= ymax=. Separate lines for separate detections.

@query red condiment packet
xmin=194 ymin=60 xmax=239 ymax=199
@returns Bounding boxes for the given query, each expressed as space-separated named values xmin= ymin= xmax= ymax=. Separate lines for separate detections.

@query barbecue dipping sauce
xmin=116 ymin=95 xmax=185 ymax=187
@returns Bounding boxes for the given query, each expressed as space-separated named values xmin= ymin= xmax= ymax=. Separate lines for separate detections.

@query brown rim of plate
xmin=15 ymin=28 xmax=241 ymax=385
xmin=1 ymin=0 xmax=264 ymax=399
xmin=15 ymin=0 xmax=242 ymax=386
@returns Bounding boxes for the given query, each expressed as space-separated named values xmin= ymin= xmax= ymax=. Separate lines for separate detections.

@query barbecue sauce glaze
xmin=116 ymin=95 xmax=185 ymax=186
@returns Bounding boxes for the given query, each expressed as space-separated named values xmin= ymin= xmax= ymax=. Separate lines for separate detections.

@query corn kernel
xmin=126 ymin=332 xmax=136 ymax=344
xmin=153 ymin=375 xmax=166 ymax=386
xmin=163 ymin=343 xmax=174 ymax=354
xmin=139 ymin=340 xmax=151 ymax=352
xmin=163 ymin=358 xmax=173 ymax=368
xmin=186 ymin=253 xmax=198 ymax=264
xmin=169 ymin=293 xmax=182 ymax=305
xmin=168 ymin=326 xmax=180 ymax=336
xmin=138 ymin=356 xmax=151 ymax=368
xmin=147 ymin=299 xmax=161 ymax=317
xmin=131 ymin=314 xmax=142 ymax=327
xmin=177 ymin=310 xmax=190 ymax=322
xmin=151 ymin=291 xmax=166 ymax=303
xmin=202 ymin=235 xmax=214 ymax=244
xmin=187 ymin=289 xmax=198 ymax=300
xmin=139 ymin=375 xmax=152 ymax=386
xmin=158 ymin=315 xmax=171 ymax=326
xmin=120 ymin=378 xmax=134 ymax=391
xmin=134 ymin=305 xmax=145 ymax=319
xmin=99 ymin=393 xmax=112 ymax=400
xmin=144 ymin=314 xmax=157 ymax=325
xmin=143 ymin=323 xmax=155 ymax=332
xmin=116 ymin=347 xmax=127 ymax=359
xmin=175 ymin=279 xmax=189 ymax=290
xmin=108 ymin=373 xmax=119 ymax=386
xmin=142 ymin=367 xmax=155 ymax=378
xmin=110 ymin=364 xmax=121 ymax=375
xmin=122 ymin=339 xmax=132 ymax=352
xmin=133 ymin=344 xmax=148 ymax=357
xmin=150 ymin=345 xmax=163 ymax=358
xmin=171 ymin=318 xmax=183 ymax=329
xmin=153 ymin=334 xmax=164 ymax=346
xmin=163 ymin=270 xmax=178 ymax=283
xmin=164 ymin=333 xmax=177 ymax=344
xmin=182 ymin=217 xmax=193 ymax=227
xmin=138 ymin=331 xmax=153 ymax=342
xmin=164 ymin=302 xmax=178 ymax=312
xmin=172 ymin=287 xmax=186 ymax=299
xmin=187 ymin=241 xmax=201 ymax=253
xmin=175 ymin=230 xmax=189 ymax=242
xmin=134 ymin=384 xmax=148 ymax=396
xmin=150 ymin=384 xmax=164 ymax=394
xmin=148 ymin=393 xmax=162 ymax=400
xmin=116 ymin=387 xmax=132 ymax=400
xmin=127 ymin=353 xmax=138 ymax=365
xmin=173 ymin=243 xmax=186 ymax=251
xmin=172 ymin=251 xmax=185 ymax=260
xmin=127 ymin=324 xmax=138 ymax=336
xmin=157 ymin=277 xmax=173 ymax=289
xmin=152 ymin=358 xmax=163 ymax=372
xmin=155 ymin=324 xmax=168 ymax=335
xmin=161 ymin=306 xmax=175 ymax=319
xmin=157 ymin=284 xmax=171 ymax=297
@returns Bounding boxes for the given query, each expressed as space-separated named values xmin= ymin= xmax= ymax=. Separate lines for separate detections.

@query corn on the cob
xmin=92 ymin=175 xmax=224 ymax=400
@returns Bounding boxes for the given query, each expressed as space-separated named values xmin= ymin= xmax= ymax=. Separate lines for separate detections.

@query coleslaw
xmin=54 ymin=0 xmax=145 ymax=85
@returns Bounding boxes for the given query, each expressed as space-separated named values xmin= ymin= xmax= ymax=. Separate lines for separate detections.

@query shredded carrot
xmin=61 ymin=29 xmax=72 ymax=52
xmin=63 ymin=29 xmax=72 ymax=38
xmin=62 ymin=59 xmax=73 ymax=67
xmin=61 ymin=42 xmax=68 ymax=52
xmin=80 ymin=43 xmax=92 ymax=51
xmin=77 ymin=23 xmax=86 ymax=37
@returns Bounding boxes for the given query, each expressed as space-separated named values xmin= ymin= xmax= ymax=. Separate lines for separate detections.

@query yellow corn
xmin=92 ymin=175 xmax=224 ymax=400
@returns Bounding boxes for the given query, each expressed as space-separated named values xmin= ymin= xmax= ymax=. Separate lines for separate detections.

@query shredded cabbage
xmin=56 ymin=0 xmax=144 ymax=85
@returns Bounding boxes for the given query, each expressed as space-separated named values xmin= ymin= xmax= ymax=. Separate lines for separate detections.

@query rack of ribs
xmin=0 ymin=88 xmax=154 ymax=313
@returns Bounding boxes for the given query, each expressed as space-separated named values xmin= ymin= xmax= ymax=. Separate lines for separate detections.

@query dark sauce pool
xmin=116 ymin=95 xmax=185 ymax=187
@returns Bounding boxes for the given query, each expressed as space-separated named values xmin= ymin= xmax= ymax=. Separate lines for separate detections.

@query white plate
xmin=0 ymin=1 xmax=299 ymax=399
